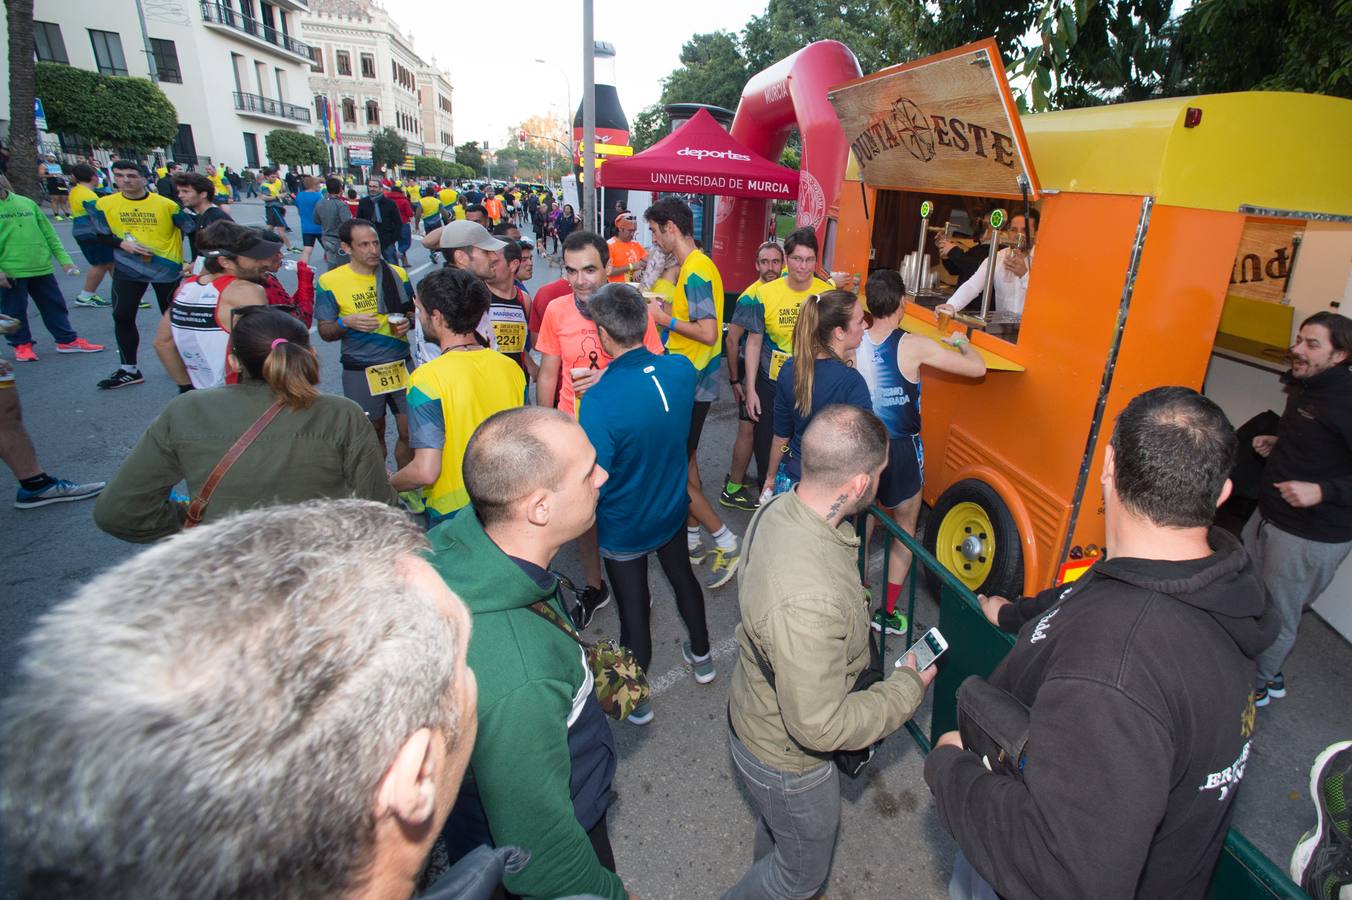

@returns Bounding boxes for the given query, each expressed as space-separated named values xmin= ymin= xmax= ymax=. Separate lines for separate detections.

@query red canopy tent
xmin=597 ymin=108 xmax=800 ymax=200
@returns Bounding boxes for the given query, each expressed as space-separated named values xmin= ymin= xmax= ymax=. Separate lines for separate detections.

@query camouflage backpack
xmin=528 ymin=599 xmax=650 ymax=721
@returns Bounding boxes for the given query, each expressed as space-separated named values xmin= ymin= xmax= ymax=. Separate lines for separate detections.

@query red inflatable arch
xmin=712 ymin=41 xmax=862 ymax=295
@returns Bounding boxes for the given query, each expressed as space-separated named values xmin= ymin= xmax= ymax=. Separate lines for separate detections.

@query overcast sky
xmin=379 ymin=0 xmax=769 ymax=148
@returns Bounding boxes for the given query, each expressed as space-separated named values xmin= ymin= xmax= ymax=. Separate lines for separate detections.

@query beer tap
xmin=976 ymin=208 xmax=1006 ymax=324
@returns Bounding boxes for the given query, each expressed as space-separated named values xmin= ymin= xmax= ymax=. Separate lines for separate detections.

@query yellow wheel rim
xmin=936 ymin=501 xmax=996 ymax=590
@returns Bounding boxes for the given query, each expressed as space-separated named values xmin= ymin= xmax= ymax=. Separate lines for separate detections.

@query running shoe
xmin=15 ymin=478 xmax=106 ymax=509
xmin=571 ymin=582 xmax=611 ymax=630
xmin=56 ymin=338 xmax=104 ymax=353
xmin=72 ymin=294 xmax=107 ymax=308
xmin=138 ymin=301 xmax=151 ymax=309
xmin=97 ymin=368 xmax=144 ymax=389
xmin=706 ymin=545 xmax=741 ymax=589
xmin=871 ymin=608 xmax=909 ymax=635
xmin=689 ymin=539 xmax=710 ymax=566
xmin=719 ymin=477 xmax=760 ymax=511
xmin=13 ymin=344 xmax=38 ymax=362
xmin=1267 ymin=673 xmax=1287 ymax=699
xmin=682 ymin=640 xmax=716 ymax=684
xmin=1291 ymin=740 xmax=1352 ymax=900
xmin=626 ymin=699 xmax=653 ymax=726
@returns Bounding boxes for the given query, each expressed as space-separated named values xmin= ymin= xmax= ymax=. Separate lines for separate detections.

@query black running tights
xmin=603 ymin=525 xmax=710 ymax=672
xmin=112 ymin=277 xmax=178 ymax=366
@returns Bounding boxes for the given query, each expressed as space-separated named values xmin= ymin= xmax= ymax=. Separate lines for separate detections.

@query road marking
xmin=408 ymin=262 xmax=433 ymax=278
xmin=649 ymin=636 xmax=740 ymax=697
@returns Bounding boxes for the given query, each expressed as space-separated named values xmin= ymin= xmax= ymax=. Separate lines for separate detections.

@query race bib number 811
xmin=365 ymin=360 xmax=408 ymax=396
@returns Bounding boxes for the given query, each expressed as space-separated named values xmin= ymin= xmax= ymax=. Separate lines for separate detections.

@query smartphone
xmin=895 ymin=626 xmax=949 ymax=671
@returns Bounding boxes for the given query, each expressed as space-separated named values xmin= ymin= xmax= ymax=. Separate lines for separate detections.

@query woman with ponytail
xmin=758 ymin=289 xmax=872 ymax=500
xmin=95 ymin=307 xmax=396 ymax=541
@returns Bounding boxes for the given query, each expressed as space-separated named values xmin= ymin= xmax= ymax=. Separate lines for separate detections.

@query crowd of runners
xmin=0 ymin=161 xmax=1349 ymax=900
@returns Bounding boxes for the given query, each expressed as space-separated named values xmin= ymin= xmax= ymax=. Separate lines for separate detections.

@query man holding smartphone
xmin=927 ymin=387 xmax=1278 ymax=899
xmin=725 ymin=403 xmax=934 ymax=899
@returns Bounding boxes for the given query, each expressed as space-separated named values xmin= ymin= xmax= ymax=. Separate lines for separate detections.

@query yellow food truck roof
xmin=1022 ymin=92 xmax=1352 ymax=217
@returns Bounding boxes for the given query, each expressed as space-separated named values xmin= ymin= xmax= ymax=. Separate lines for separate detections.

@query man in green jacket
xmin=430 ymin=406 xmax=631 ymax=900
xmin=0 ymin=175 xmax=103 ymax=361
xmin=726 ymin=403 xmax=935 ymax=898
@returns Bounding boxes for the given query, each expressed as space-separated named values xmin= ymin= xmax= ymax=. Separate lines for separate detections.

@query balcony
xmin=200 ymin=2 xmax=314 ymax=61
xmin=234 ymin=91 xmax=312 ymax=124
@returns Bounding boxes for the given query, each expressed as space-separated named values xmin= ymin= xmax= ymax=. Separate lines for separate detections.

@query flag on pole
xmin=333 ymin=98 xmax=342 ymax=145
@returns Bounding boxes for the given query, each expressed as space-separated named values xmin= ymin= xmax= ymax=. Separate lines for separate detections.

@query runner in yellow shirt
xmin=732 ymin=226 xmax=834 ymax=491
xmin=643 ymin=197 xmax=743 ymax=589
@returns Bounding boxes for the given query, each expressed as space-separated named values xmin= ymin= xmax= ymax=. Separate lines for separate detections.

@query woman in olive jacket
xmin=95 ymin=306 xmax=396 ymax=542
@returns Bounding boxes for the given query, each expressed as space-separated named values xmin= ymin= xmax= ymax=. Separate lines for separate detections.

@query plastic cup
xmin=386 ymin=313 xmax=407 ymax=327
xmin=935 ymin=308 xmax=952 ymax=332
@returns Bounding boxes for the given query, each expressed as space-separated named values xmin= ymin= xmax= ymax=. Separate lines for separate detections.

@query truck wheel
xmin=922 ymin=479 xmax=1024 ymax=598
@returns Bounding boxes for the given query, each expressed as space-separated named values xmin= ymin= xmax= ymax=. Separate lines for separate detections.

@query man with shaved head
xmin=429 ymin=407 xmax=633 ymax=900
xmin=726 ymin=403 xmax=935 ymax=898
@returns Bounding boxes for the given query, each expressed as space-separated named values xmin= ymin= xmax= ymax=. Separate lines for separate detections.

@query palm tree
xmin=6 ymin=0 xmax=40 ymax=199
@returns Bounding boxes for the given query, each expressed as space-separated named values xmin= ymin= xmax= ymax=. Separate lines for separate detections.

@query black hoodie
xmin=1258 ymin=364 xmax=1352 ymax=543
xmin=924 ymin=528 xmax=1279 ymax=900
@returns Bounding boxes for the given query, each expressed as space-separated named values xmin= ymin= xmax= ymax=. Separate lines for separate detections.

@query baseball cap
xmin=439 ymin=219 xmax=508 ymax=251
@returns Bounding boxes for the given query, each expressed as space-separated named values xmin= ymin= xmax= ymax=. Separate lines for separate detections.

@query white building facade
xmin=1 ymin=0 xmax=317 ymax=171
xmin=301 ymin=0 xmax=449 ymax=171
xmin=417 ymin=65 xmax=455 ymax=161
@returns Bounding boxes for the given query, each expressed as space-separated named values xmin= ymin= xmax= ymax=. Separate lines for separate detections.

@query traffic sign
xmin=34 ymin=98 xmax=47 ymax=131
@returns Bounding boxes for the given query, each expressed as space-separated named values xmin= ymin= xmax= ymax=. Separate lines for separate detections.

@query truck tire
xmin=922 ymin=479 xmax=1024 ymax=599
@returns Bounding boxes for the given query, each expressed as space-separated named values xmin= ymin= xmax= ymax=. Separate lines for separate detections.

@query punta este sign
xmin=827 ymin=40 xmax=1040 ymax=201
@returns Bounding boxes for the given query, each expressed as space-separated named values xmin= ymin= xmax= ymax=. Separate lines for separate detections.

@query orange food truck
xmin=817 ymin=39 xmax=1352 ymax=599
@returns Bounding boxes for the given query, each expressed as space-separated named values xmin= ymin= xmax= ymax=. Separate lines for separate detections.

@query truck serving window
xmin=869 ymin=189 xmax=1039 ymax=345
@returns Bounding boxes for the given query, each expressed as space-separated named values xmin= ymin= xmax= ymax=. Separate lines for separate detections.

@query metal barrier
xmin=854 ymin=503 xmax=1307 ymax=900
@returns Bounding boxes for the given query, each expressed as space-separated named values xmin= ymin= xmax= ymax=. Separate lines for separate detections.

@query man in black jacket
xmin=926 ymin=386 xmax=1278 ymax=900
xmin=357 ymin=179 xmax=402 ymax=264
xmin=1245 ymin=311 xmax=1352 ymax=707
xmin=155 ymin=162 xmax=181 ymax=208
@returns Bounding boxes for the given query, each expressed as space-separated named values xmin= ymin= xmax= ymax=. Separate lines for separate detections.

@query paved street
xmin=1 ymin=199 xmax=1349 ymax=898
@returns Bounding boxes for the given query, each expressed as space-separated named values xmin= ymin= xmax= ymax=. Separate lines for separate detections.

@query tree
xmin=660 ymin=31 xmax=749 ymax=111
xmin=368 ymin=127 xmax=406 ymax=172
xmin=455 ymin=141 xmax=484 ymax=175
xmin=6 ymin=0 xmax=39 ymax=199
xmin=1171 ymin=0 xmax=1352 ymax=99
xmin=894 ymin=0 xmax=1179 ymax=112
xmin=743 ymin=0 xmax=917 ymax=79
xmin=264 ymin=129 xmax=327 ymax=167
xmin=630 ymin=103 xmax=667 ymax=152
xmin=35 ymin=62 xmax=178 ymax=150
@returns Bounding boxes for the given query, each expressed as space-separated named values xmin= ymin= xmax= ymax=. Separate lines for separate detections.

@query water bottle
xmin=773 ymin=462 xmax=793 ymax=497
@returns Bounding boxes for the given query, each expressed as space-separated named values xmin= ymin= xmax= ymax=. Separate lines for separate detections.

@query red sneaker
xmin=56 ymin=338 xmax=105 ymax=353
xmin=13 ymin=343 xmax=38 ymax=362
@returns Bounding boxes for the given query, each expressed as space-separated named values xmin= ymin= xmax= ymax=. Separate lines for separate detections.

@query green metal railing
xmin=854 ymin=503 xmax=1306 ymax=899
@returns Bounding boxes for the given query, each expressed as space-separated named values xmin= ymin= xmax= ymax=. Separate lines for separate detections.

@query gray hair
xmin=0 ymin=500 xmax=461 ymax=899
xmin=464 ymin=406 xmax=574 ymax=527
xmin=589 ymin=283 xmax=649 ymax=348
xmin=801 ymin=404 xmax=888 ymax=488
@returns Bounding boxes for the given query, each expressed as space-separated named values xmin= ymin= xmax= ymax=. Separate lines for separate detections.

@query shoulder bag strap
xmin=527 ymin=599 xmax=590 ymax=650
xmin=184 ymin=400 xmax=285 ymax=529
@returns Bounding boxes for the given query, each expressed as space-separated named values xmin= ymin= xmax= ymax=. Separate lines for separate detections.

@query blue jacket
xmin=579 ymin=347 xmax=694 ymax=555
